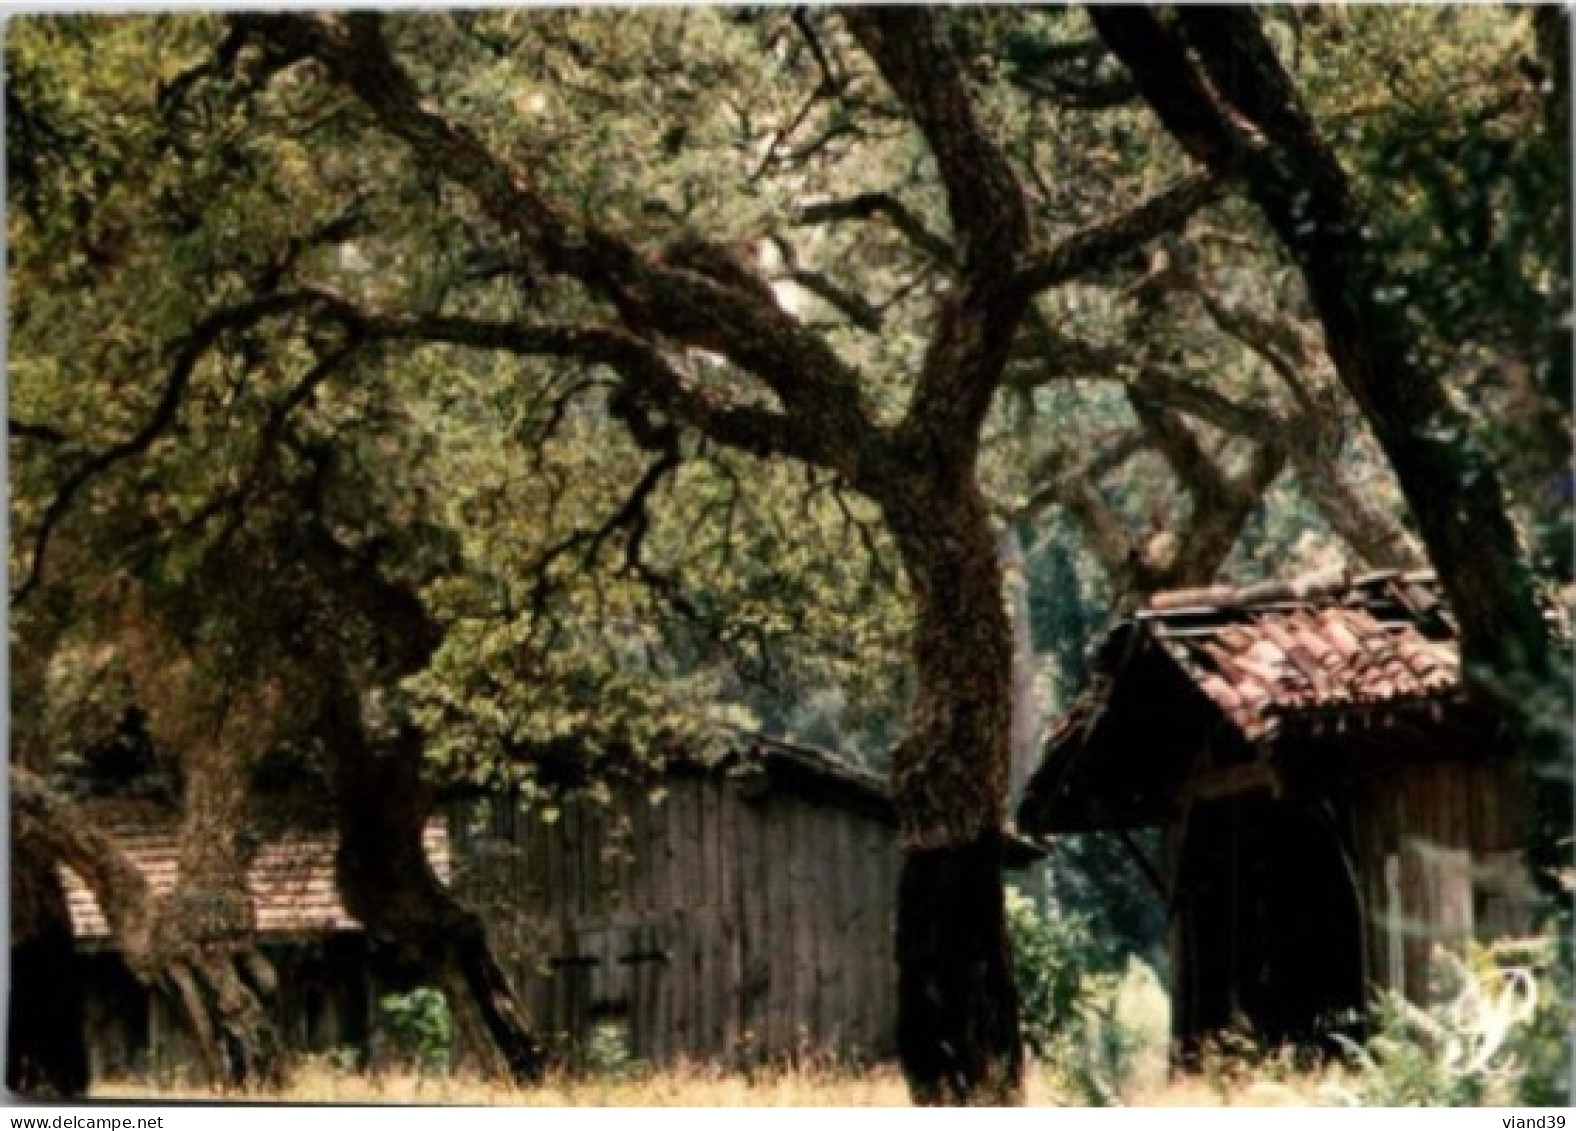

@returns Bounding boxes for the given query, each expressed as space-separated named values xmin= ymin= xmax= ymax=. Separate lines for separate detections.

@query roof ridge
xmin=1142 ymin=566 xmax=1440 ymax=615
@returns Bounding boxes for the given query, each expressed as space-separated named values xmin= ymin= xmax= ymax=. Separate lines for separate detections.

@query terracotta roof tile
xmin=1137 ymin=571 xmax=1471 ymax=740
xmin=60 ymin=802 xmax=451 ymax=941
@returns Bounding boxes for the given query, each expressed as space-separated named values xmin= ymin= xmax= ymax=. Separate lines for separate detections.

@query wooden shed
xmin=454 ymin=735 xmax=1042 ymax=1067
xmin=1018 ymin=569 xmax=1543 ymax=1052
xmin=59 ymin=801 xmax=451 ymax=1081
xmin=64 ymin=736 xmax=1041 ymax=1075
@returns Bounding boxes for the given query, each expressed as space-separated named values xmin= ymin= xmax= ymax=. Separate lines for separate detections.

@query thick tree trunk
xmin=8 ymin=829 xmax=89 ymax=1097
xmin=150 ymin=732 xmax=283 ymax=1090
xmin=298 ymin=525 xmax=548 ymax=1084
xmin=880 ymin=474 xmax=1022 ymax=1106
xmin=329 ymin=718 xmax=544 ymax=1083
xmin=151 ymin=949 xmax=282 ymax=1090
xmin=11 ymin=768 xmax=283 ymax=1091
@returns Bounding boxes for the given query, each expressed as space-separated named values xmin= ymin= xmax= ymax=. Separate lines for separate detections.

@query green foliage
xmin=1037 ymin=833 xmax=1168 ymax=978
xmin=584 ymin=1022 xmax=641 ymax=1082
xmin=378 ymin=988 xmax=453 ymax=1077
xmin=1324 ymin=936 xmax=1572 ymax=1107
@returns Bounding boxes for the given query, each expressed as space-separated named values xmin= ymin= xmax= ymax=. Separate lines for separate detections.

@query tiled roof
xmin=61 ymin=802 xmax=451 ymax=941
xmin=1138 ymin=569 xmax=1461 ymax=740
xmin=1018 ymin=568 xmax=1562 ymax=834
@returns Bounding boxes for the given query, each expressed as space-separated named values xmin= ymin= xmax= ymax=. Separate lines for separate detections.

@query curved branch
xmin=844 ymin=8 xmax=1028 ymax=274
xmin=12 ymin=767 xmax=160 ymax=972
xmin=1126 ymin=380 xmax=1235 ymax=504
xmin=783 ymin=268 xmax=885 ymax=333
xmin=1009 ymin=172 xmax=1224 ymax=299
xmin=14 ymin=291 xmax=325 ymax=604
xmin=240 ymin=13 xmax=875 ymax=464
xmin=1086 ymin=8 xmax=1270 ymax=173
xmin=1151 ymin=439 xmax=1287 ymax=592
xmin=312 ymin=294 xmax=830 ymax=466
xmin=795 ymin=192 xmax=954 ymax=266
xmin=1129 ymin=365 xmax=1274 ymax=439
xmin=8 ymin=419 xmax=68 ymax=445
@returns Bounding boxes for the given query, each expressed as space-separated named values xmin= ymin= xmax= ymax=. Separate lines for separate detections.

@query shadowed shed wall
xmin=451 ymin=769 xmax=906 ymax=1066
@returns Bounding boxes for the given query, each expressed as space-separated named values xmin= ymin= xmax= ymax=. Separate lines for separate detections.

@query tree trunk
xmin=1287 ymin=435 xmax=1422 ymax=570
xmin=328 ymin=716 xmax=545 ymax=1083
xmin=13 ymin=755 xmax=283 ymax=1092
xmin=153 ymin=730 xmax=284 ymax=1090
xmin=880 ymin=473 xmax=1023 ymax=1106
xmin=8 ymin=828 xmax=89 ymax=1097
xmin=10 ymin=768 xmax=280 ymax=1092
xmin=297 ymin=524 xmax=548 ymax=1084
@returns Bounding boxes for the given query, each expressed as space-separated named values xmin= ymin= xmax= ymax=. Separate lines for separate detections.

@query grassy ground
xmin=91 ymin=1060 xmax=1340 ymax=1106
xmin=89 ymin=965 xmax=1344 ymax=1105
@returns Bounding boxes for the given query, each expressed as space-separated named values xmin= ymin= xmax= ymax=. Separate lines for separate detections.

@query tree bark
xmin=1284 ymin=438 xmax=1421 ymax=570
xmin=328 ymin=720 xmax=544 ymax=1083
xmin=8 ymin=829 xmax=89 ymax=1097
xmin=296 ymin=512 xmax=548 ymax=1083
xmin=879 ymin=473 xmax=1022 ymax=1106
xmin=13 ymin=760 xmax=285 ymax=1093
xmin=10 ymin=770 xmax=252 ymax=1089
xmin=152 ymin=733 xmax=284 ymax=1090
xmin=124 ymin=635 xmax=287 ymax=1091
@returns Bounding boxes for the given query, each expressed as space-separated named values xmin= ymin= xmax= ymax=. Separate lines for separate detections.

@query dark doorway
xmin=1173 ymin=795 xmax=1365 ymax=1052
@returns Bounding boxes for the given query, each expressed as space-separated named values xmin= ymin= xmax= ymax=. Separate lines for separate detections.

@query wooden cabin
xmin=60 ymin=802 xmax=452 ymax=1081
xmin=452 ymin=735 xmax=1043 ymax=1067
xmin=1018 ymin=569 xmax=1542 ymax=1053
xmin=63 ymin=736 xmax=1041 ymax=1076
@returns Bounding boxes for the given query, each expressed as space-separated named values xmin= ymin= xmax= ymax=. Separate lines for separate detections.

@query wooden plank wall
xmin=1346 ymin=758 xmax=1535 ymax=1003
xmin=450 ymin=774 xmax=903 ymax=1068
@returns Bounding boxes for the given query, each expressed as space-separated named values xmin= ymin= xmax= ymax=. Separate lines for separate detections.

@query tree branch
xmin=241 ymin=13 xmax=876 ymax=474
xmin=1125 ymin=380 xmax=1236 ymax=505
xmin=1009 ymin=171 xmax=1224 ymax=299
xmin=795 ymin=192 xmax=955 ymax=266
xmin=1085 ymin=7 xmax=1270 ymax=174
xmin=12 ymin=766 xmax=160 ymax=975
xmin=13 ymin=291 xmax=326 ymax=604
xmin=314 ymin=295 xmax=829 ymax=467
xmin=8 ymin=419 xmax=68 ymax=445
xmin=783 ymin=268 xmax=885 ymax=333
xmin=1153 ymin=438 xmax=1286 ymax=591
xmin=1129 ymin=365 xmax=1275 ymax=439
xmin=843 ymin=8 xmax=1028 ymax=275
xmin=1013 ymin=432 xmax=1147 ymax=525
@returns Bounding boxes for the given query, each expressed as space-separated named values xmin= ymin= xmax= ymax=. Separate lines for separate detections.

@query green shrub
xmin=1006 ymin=885 xmax=1147 ymax=1105
xmin=585 ymin=1021 xmax=641 ymax=1081
xmin=378 ymin=987 xmax=453 ymax=1077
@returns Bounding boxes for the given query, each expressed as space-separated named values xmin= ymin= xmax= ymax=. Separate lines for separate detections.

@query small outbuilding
xmin=61 ymin=801 xmax=452 ymax=1080
xmin=453 ymin=735 xmax=1043 ymax=1067
xmin=64 ymin=736 xmax=1042 ymax=1077
xmin=1018 ymin=569 xmax=1542 ymax=1052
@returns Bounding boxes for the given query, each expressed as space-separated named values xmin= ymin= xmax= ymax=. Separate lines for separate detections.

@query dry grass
xmin=91 ymin=1061 xmax=1338 ymax=1107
